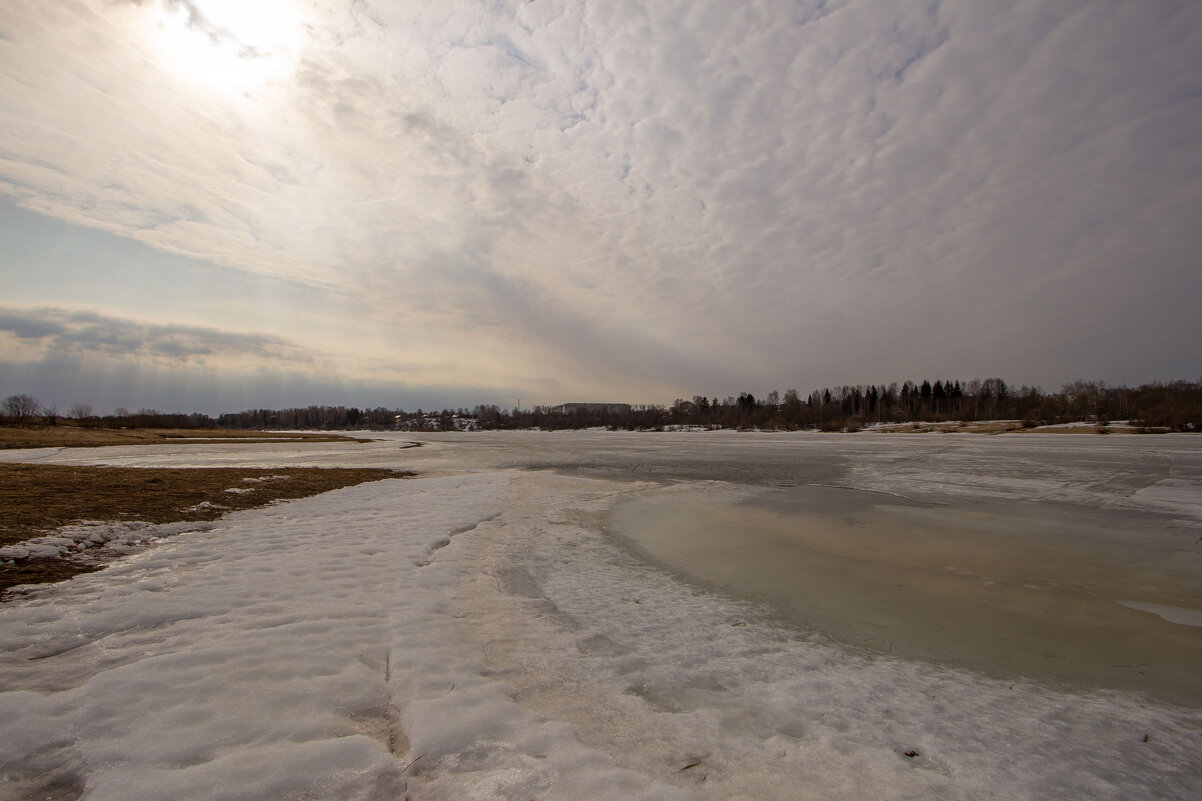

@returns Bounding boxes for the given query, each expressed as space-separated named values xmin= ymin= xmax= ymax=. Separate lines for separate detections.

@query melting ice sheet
xmin=1 ymin=432 xmax=1201 ymax=800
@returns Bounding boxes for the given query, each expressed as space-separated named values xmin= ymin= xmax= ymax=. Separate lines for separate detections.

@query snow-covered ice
xmin=0 ymin=473 xmax=511 ymax=801
xmin=2 ymin=431 xmax=1200 ymax=799
xmin=0 ymin=520 xmax=215 ymax=562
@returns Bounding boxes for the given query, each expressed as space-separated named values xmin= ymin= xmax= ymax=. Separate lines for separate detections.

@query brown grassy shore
xmin=0 ymin=426 xmax=405 ymax=595
xmin=1 ymin=463 xmax=405 ymax=595
xmin=0 ymin=425 xmax=370 ymax=450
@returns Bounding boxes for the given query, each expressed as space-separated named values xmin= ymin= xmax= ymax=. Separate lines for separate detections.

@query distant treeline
xmin=209 ymin=378 xmax=1200 ymax=433
xmin=3 ymin=379 xmax=1199 ymax=433
xmin=649 ymin=378 xmax=1201 ymax=432
xmin=0 ymin=397 xmax=215 ymax=430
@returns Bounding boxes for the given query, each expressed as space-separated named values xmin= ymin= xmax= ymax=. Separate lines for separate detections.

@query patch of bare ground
xmin=0 ymin=464 xmax=405 ymax=595
xmin=1013 ymin=424 xmax=1145 ymax=434
xmin=873 ymin=421 xmax=1143 ymax=434
xmin=873 ymin=421 xmax=1026 ymax=434
xmin=0 ymin=425 xmax=373 ymax=450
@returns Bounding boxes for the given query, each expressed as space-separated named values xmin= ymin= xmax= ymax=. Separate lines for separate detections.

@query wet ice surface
xmin=611 ymin=484 xmax=1202 ymax=704
xmin=1 ymin=432 xmax=1201 ymax=799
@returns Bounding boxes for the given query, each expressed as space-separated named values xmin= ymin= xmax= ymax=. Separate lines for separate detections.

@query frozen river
xmin=1 ymin=431 xmax=1200 ymax=799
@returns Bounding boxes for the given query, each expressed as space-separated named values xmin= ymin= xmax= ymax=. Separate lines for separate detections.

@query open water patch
xmin=609 ymin=483 xmax=1202 ymax=705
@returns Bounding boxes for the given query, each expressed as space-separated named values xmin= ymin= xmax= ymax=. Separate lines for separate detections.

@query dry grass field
xmin=1 ymin=463 xmax=404 ymax=594
xmin=0 ymin=425 xmax=371 ymax=450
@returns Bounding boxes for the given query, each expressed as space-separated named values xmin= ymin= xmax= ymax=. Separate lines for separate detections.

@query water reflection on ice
xmin=1120 ymin=601 xmax=1202 ymax=628
xmin=611 ymin=483 xmax=1202 ymax=704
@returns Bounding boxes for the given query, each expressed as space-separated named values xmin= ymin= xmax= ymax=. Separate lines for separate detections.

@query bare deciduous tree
xmin=3 ymin=394 xmax=42 ymax=423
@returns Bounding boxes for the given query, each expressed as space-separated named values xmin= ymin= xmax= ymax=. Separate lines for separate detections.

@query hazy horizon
xmin=3 ymin=1 xmax=1200 ymax=414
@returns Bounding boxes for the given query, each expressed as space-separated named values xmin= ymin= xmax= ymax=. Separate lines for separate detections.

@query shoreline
xmin=0 ymin=421 xmax=1180 ymax=455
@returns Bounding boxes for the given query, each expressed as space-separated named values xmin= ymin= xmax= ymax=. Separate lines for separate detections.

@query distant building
xmin=551 ymin=402 xmax=632 ymax=415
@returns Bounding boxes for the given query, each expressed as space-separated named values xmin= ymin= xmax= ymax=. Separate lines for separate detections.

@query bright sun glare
xmin=145 ymin=0 xmax=304 ymax=96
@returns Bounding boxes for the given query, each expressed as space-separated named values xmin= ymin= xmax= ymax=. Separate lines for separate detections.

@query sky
xmin=1 ymin=0 xmax=1200 ymax=415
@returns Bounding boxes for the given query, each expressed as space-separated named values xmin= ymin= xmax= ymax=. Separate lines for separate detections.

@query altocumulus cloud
xmin=1 ymin=0 xmax=1200 ymax=406
xmin=0 ymin=306 xmax=309 ymax=365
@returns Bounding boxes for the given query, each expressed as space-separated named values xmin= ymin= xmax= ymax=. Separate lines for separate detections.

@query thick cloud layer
xmin=2 ymin=0 xmax=1200 ymax=410
xmin=0 ymin=305 xmax=306 ymax=363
